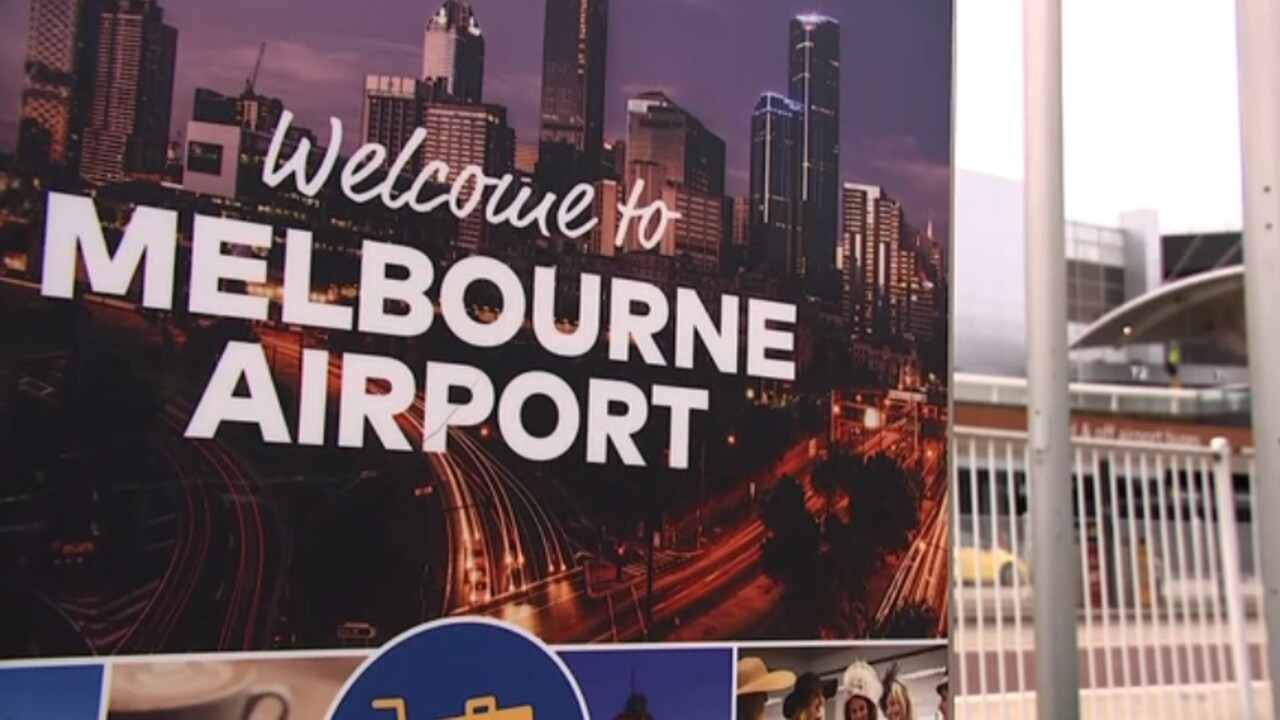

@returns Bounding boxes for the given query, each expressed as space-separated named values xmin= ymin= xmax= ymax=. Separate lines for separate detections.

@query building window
xmin=187 ymin=141 xmax=223 ymax=175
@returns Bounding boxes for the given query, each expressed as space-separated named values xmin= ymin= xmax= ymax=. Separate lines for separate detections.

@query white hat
xmin=843 ymin=661 xmax=883 ymax=705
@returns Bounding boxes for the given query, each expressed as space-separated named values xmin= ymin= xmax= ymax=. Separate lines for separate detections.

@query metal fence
xmin=952 ymin=426 xmax=1265 ymax=718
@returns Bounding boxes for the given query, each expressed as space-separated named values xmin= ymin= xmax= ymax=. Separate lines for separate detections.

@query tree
xmin=760 ymin=475 xmax=823 ymax=635
xmin=843 ymin=454 xmax=919 ymax=557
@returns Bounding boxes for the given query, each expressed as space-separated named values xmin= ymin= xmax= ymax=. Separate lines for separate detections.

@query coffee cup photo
xmin=108 ymin=661 xmax=290 ymax=720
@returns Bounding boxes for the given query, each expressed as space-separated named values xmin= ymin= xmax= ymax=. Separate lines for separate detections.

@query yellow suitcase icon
xmin=444 ymin=696 xmax=533 ymax=720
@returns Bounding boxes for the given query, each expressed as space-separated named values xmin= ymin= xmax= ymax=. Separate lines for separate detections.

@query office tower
xmin=602 ymin=139 xmax=625 ymax=180
xmin=422 ymin=0 xmax=484 ymax=103
xmin=887 ymin=231 xmax=919 ymax=338
xmin=80 ymin=0 xmax=177 ymax=183
xmin=515 ymin=143 xmax=539 ymax=176
xmin=16 ymin=0 xmax=101 ymax=168
xmin=788 ymin=14 xmax=840 ymax=302
xmin=537 ymin=0 xmax=609 ymax=190
xmin=192 ymin=87 xmax=238 ymax=125
xmin=421 ymin=99 xmax=514 ymax=250
xmin=748 ymin=92 xmax=802 ymax=276
xmin=363 ymin=74 xmax=430 ymax=170
xmin=732 ymin=196 xmax=750 ymax=247
xmin=625 ymin=91 xmax=725 ymax=196
xmin=192 ymin=86 xmax=284 ymax=134
xmin=845 ymin=182 xmax=906 ymax=340
xmin=621 ymin=92 xmax=727 ymax=272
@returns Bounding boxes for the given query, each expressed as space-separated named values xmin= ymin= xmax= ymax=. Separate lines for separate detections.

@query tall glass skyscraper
xmin=749 ymin=92 xmax=802 ymax=277
xmin=788 ymin=13 xmax=841 ymax=303
xmin=537 ymin=0 xmax=609 ymax=191
xmin=17 ymin=0 xmax=101 ymax=168
xmin=80 ymin=0 xmax=177 ymax=183
xmin=421 ymin=0 xmax=484 ymax=103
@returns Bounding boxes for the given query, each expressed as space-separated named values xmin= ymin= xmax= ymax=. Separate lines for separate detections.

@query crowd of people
xmin=736 ymin=656 xmax=948 ymax=720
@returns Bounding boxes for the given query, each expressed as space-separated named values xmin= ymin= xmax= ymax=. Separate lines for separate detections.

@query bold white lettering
xmin=297 ymin=349 xmax=330 ymax=446
xmin=652 ymin=385 xmax=710 ymax=470
xmin=357 ymin=240 xmax=435 ymax=337
xmin=340 ymin=143 xmax=388 ymax=203
xmin=337 ymin=353 xmax=414 ymax=451
xmin=422 ymin=362 xmax=495 ymax=453
xmin=608 ymin=278 xmax=668 ymax=365
xmin=186 ymin=341 xmax=290 ymax=443
xmin=499 ymin=371 xmax=580 ymax=462
xmin=586 ymin=379 xmax=648 ymax=466
xmin=532 ymin=267 xmax=600 ymax=357
xmin=283 ymin=229 xmax=352 ymax=329
xmin=674 ymin=288 xmax=738 ymax=374
xmin=440 ymin=256 xmax=526 ymax=347
xmin=41 ymin=192 xmax=177 ymax=309
xmin=746 ymin=298 xmax=796 ymax=380
xmin=262 ymin=111 xmax=341 ymax=197
xmin=557 ymin=182 xmax=598 ymax=239
xmin=189 ymin=215 xmax=270 ymax=320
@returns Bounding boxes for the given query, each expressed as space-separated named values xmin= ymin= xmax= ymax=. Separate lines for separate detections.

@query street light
xmin=727 ymin=432 xmax=738 ymax=447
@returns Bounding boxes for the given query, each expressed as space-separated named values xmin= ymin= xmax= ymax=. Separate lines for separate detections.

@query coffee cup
xmin=108 ymin=661 xmax=290 ymax=719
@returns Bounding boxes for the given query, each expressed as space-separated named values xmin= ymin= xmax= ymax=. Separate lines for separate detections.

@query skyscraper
xmin=421 ymin=99 xmax=514 ymax=250
xmin=16 ymin=0 xmax=100 ymax=168
xmin=748 ymin=92 xmax=801 ymax=277
xmin=80 ymin=0 xmax=177 ymax=183
xmin=621 ymin=92 xmax=728 ymax=273
xmin=422 ymin=0 xmax=484 ymax=103
xmin=844 ymin=182 xmax=908 ymax=341
xmin=363 ymin=74 xmax=429 ymax=169
xmin=788 ymin=14 xmax=840 ymax=303
xmin=538 ymin=0 xmax=609 ymax=191
xmin=625 ymin=91 xmax=725 ymax=196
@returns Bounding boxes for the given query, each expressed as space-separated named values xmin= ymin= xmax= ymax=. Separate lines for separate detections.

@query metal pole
xmin=1023 ymin=0 xmax=1079 ymax=717
xmin=1211 ymin=438 xmax=1255 ymax=718
xmin=1236 ymin=0 xmax=1280 ymax=715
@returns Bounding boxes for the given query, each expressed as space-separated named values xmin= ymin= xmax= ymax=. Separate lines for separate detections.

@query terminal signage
xmin=0 ymin=1 xmax=954 ymax=717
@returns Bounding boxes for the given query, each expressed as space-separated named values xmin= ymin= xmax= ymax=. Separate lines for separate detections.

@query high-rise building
xmin=844 ymin=182 xmax=907 ymax=341
xmin=625 ymin=91 xmax=725 ymax=196
xmin=192 ymin=86 xmax=285 ymax=134
xmin=732 ymin=196 xmax=750 ymax=247
xmin=788 ymin=14 xmax=841 ymax=302
xmin=421 ymin=99 xmax=514 ymax=250
xmin=538 ymin=0 xmax=609 ymax=190
xmin=422 ymin=0 xmax=484 ymax=103
xmin=620 ymin=92 xmax=727 ymax=273
xmin=515 ymin=143 xmax=540 ymax=177
xmin=16 ymin=0 xmax=101 ymax=168
xmin=748 ymin=92 xmax=802 ymax=277
xmin=363 ymin=74 xmax=430 ymax=169
xmin=80 ymin=0 xmax=177 ymax=183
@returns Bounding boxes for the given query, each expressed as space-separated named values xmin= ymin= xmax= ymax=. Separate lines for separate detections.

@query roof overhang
xmin=1070 ymin=265 xmax=1246 ymax=358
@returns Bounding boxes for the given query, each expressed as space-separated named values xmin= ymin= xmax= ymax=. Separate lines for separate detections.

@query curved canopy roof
xmin=1069 ymin=265 xmax=1246 ymax=358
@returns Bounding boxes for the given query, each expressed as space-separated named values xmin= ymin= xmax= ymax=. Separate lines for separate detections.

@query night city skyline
xmin=0 ymin=0 xmax=952 ymax=243
xmin=0 ymin=0 xmax=952 ymax=654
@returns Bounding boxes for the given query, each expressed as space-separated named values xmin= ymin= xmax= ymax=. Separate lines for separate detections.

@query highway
xmin=258 ymin=329 xmax=576 ymax=620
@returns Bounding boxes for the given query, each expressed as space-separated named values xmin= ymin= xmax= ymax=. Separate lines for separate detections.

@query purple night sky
xmin=0 ymin=0 xmax=953 ymax=243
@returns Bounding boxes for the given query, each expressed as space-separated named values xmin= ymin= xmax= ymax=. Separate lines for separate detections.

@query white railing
xmin=955 ymin=372 xmax=1251 ymax=419
xmin=952 ymin=426 xmax=1265 ymax=719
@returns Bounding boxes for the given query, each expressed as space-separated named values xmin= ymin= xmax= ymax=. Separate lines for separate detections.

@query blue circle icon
xmin=325 ymin=618 xmax=589 ymax=720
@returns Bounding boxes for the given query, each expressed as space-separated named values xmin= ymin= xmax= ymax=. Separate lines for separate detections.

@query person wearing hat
xmin=737 ymin=657 xmax=796 ymax=720
xmin=782 ymin=672 xmax=831 ymax=720
xmin=842 ymin=661 xmax=883 ymax=720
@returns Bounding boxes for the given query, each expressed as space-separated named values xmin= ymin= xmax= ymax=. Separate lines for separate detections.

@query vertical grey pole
xmin=1210 ymin=437 xmax=1255 ymax=718
xmin=1236 ymin=0 xmax=1280 ymax=715
xmin=1024 ymin=0 xmax=1080 ymax=717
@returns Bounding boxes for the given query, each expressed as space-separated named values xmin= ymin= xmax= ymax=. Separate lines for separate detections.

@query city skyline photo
xmin=0 ymin=0 xmax=952 ymax=243
xmin=0 ymin=0 xmax=953 ymax=655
